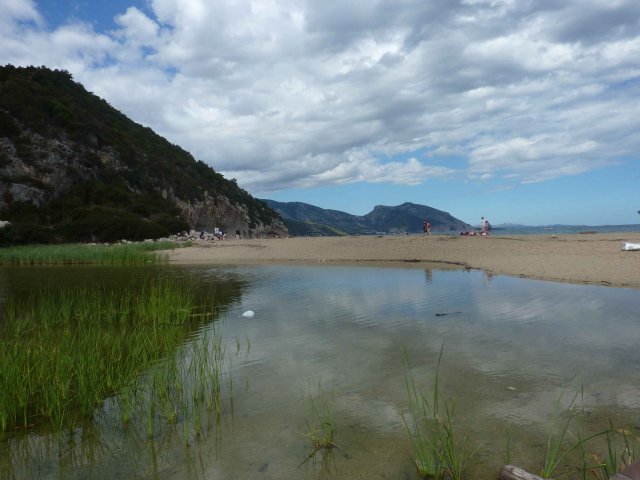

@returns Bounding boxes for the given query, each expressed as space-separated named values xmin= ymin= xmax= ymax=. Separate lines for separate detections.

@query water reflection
xmin=1 ymin=264 xmax=639 ymax=479
xmin=190 ymin=265 xmax=640 ymax=479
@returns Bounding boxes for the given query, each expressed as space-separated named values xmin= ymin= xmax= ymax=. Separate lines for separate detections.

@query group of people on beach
xmin=423 ymin=216 xmax=491 ymax=237
xmin=460 ymin=217 xmax=492 ymax=236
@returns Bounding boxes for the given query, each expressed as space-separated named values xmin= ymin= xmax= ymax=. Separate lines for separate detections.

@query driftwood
xmin=499 ymin=460 xmax=640 ymax=480
xmin=612 ymin=460 xmax=640 ymax=480
xmin=498 ymin=465 xmax=549 ymax=480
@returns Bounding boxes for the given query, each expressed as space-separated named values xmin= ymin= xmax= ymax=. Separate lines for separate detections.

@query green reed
xmin=0 ymin=277 xmax=219 ymax=434
xmin=583 ymin=420 xmax=640 ymax=480
xmin=539 ymin=390 xmax=606 ymax=479
xmin=110 ymin=325 xmax=230 ymax=450
xmin=0 ymin=241 xmax=186 ymax=265
xmin=300 ymin=381 xmax=337 ymax=474
xmin=403 ymin=345 xmax=467 ymax=480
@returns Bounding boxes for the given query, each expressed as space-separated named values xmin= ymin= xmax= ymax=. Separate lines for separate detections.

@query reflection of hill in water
xmin=0 ymin=265 xmax=249 ymax=314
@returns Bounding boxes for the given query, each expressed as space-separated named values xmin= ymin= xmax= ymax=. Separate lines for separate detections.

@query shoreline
xmin=167 ymin=233 xmax=640 ymax=289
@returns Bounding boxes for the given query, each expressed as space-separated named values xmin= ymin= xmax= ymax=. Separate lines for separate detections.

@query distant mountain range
xmin=262 ymin=200 xmax=473 ymax=236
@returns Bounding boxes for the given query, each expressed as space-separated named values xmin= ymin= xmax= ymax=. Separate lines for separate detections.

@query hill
xmin=0 ymin=65 xmax=286 ymax=244
xmin=263 ymin=200 xmax=472 ymax=236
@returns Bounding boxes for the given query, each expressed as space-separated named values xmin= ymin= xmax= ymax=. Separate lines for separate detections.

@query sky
xmin=1 ymin=0 xmax=639 ymax=226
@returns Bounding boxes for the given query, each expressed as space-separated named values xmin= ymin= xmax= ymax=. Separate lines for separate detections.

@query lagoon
xmin=1 ymin=264 xmax=640 ymax=479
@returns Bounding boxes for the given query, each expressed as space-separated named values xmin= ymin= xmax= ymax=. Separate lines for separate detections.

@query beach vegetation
xmin=0 ymin=241 xmax=186 ymax=265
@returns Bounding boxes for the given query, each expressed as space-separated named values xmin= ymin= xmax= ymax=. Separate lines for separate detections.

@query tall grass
xmin=584 ymin=420 xmax=640 ymax=480
xmin=300 ymin=381 xmax=337 ymax=474
xmin=539 ymin=391 xmax=606 ymax=479
xmin=303 ymin=383 xmax=335 ymax=452
xmin=0 ymin=277 xmax=220 ymax=434
xmin=402 ymin=345 xmax=468 ymax=480
xmin=0 ymin=241 xmax=187 ymax=265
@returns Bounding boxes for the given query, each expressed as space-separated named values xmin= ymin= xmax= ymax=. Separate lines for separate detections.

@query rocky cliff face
xmin=1 ymin=134 xmax=104 ymax=207
xmin=0 ymin=132 xmax=286 ymax=238
xmin=170 ymin=190 xmax=287 ymax=237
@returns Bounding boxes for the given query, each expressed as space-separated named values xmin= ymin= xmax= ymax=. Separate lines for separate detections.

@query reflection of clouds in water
xmin=481 ymin=389 xmax=567 ymax=430
xmin=334 ymin=393 xmax=404 ymax=433
xmin=192 ymin=265 xmax=640 ymax=479
xmin=219 ymin=264 xmax=640 ymax=434
xmin=614 ymin=384 xmax=640 ymax=410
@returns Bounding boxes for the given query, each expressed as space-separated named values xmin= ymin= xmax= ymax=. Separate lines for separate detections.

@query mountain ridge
xmin=262 ymin=199 xmax=472 ymax=236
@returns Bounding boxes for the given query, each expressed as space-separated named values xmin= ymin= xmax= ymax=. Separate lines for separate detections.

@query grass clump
xmin=403 ymin=345 xmax=467 ymax=480
xmin=0 ymin=277 xmax=216 ymax=433
xmin=0 ymin=241 xmax=186 ymax=265
xmin=300 ymin=382 xmax=337 ymax=474
xmin=583 ymin=420 xmax=640 ymax=480
xmin=538 ymin=390 xmax=606 ymax=479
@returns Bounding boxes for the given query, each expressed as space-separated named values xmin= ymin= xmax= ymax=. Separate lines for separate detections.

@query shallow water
xmin=2 ymin=264 xmax=640 ymax=479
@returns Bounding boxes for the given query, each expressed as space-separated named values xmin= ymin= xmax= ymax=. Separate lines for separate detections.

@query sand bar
xmin=167 ymin=233 xmax=640 ymax=289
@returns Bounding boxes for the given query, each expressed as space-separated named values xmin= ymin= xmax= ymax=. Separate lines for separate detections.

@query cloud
xmin=1 ymin=0 xmax=639 ymax=194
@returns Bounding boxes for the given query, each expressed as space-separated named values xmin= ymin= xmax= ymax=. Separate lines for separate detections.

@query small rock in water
xmin=242 ymin=310 xmax=255 ymax=318
xmin=507 ymin=386 xmax=517 ymax=391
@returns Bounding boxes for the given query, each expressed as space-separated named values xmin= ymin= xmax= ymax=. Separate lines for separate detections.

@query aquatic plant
xmin=539 ymin=391 xmax=606 ymax=479
xmin=0 ymin=241 xmax=187 ymax=265
xmin=402 ymin=345 xmax=468 ymax=480
xmin=300 ymin=382 xmax=336 ymax=473
xmin=584 ymin=420 xmax=640 ymax=480
xmin=540 ymin=389 xmax=608 ymax=478
xmin=0 ymin=277 xmax=220 ymax=434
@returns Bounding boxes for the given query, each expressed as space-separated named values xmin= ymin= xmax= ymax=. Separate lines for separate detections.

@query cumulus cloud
xmin=0 ymin=0 xmax=639 ymax=194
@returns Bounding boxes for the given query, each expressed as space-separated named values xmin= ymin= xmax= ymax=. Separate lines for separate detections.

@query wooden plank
xmin=498 ymin=459 xmax=640 ymax=480
xmin=616 ymin=460 xmax=640 ymax=480
xmin=498 ymin=465 xmax=549 ymax=480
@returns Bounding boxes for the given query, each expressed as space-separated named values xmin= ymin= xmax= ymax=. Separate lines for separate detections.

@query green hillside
xmin=0 ymin=65 xmax=282 ymax=244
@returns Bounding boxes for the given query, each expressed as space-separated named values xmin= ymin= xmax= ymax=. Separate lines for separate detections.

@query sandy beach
xmin=167 ymin=233 xmax=640 ymax=289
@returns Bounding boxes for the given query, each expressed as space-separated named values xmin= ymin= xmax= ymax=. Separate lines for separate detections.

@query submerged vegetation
xmin=539 ymin=390 xmax=607 ymax=479
xmin=403 ymin=346 xmax=468 ymax=480
xmin=0 ymin=277 xmax=227 ymax=435
xmin=0 ymin=241 xmax=185 ymax=265
xmin=403 ymin=347 xmax=640 ymax=480
xmin=300 ymin=382 xmax=337 ymax=476
xmin=585 ymin=421 xmax=640 ymax=480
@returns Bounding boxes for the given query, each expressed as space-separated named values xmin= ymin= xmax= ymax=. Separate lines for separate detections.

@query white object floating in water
xmin=242 ymin=310 xmax=255 ymax=318
xmin=622 ymin=242 xmax=640 ymax=251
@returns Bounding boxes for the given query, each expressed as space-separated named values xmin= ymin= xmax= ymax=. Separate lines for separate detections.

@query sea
xmin=489 ymin=223 xmax=640 ymax=235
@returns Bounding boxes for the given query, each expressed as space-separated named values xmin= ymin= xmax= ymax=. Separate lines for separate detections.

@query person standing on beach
xmin=481 ymin=216 xmax=491 ymax=235
xmin=423 ymin=218 xmax=431 ymax=236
